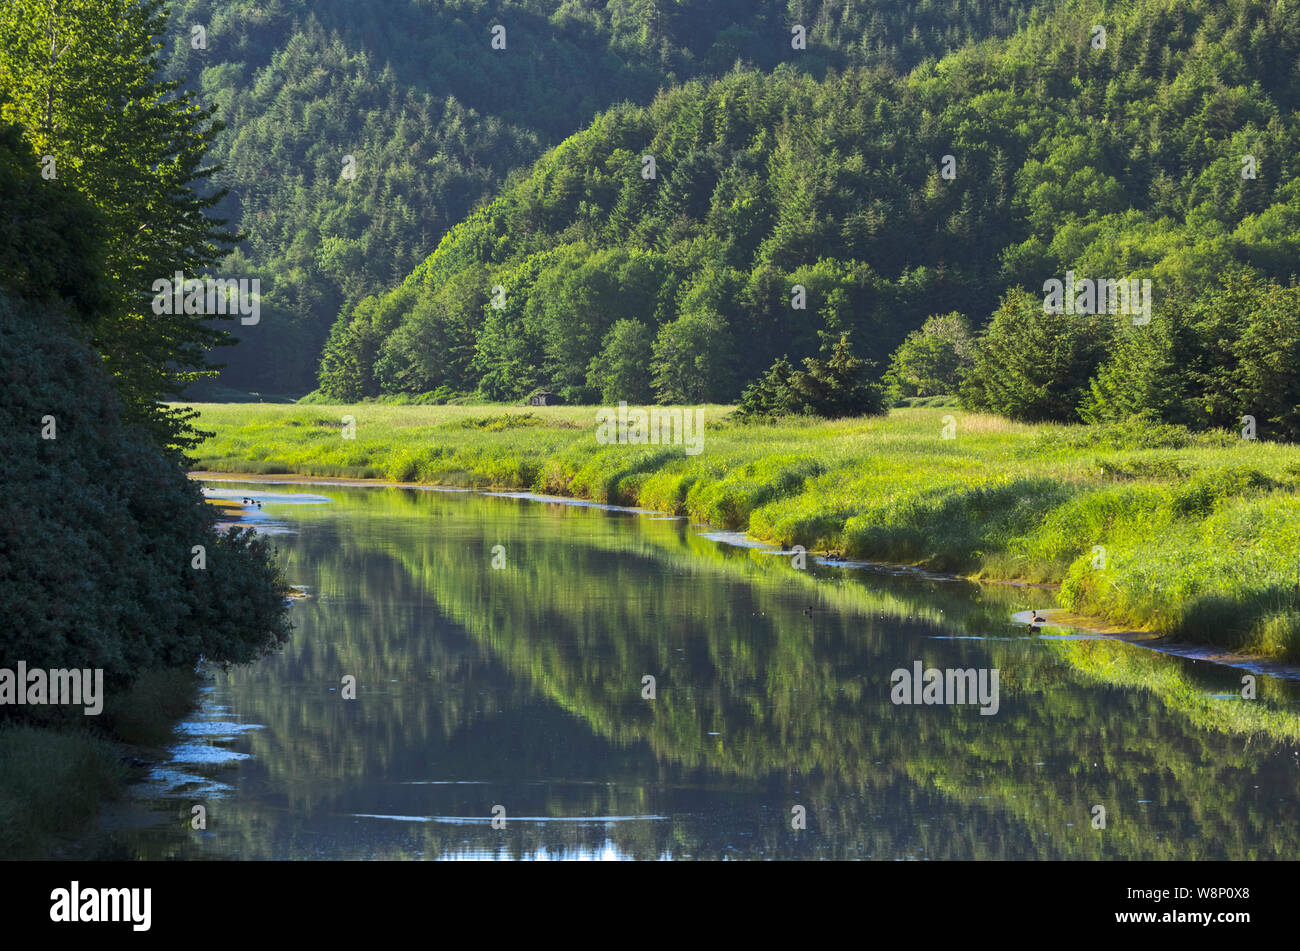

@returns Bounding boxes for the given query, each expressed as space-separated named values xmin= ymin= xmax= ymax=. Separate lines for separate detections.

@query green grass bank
xmin=186 ymin=402 xmax=1300 ymax=661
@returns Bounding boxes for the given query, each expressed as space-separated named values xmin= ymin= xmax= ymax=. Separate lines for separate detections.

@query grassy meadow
xmin=187 ymin=402 xmax=1300 ymax=660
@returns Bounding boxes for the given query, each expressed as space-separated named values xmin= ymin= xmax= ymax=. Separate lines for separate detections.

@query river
xmin=82 ymin=480 xmax=1300 ymax=859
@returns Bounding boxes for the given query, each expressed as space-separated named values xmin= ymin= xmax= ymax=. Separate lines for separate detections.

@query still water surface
xmin=86 ymin=481 xmax=1300 ymax=859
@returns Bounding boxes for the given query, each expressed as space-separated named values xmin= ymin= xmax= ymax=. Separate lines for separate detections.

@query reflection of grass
xmin=1045 ymin=638 xmax=1300 ymax=742
xmin=215 ymin=476 xmax=1300 ymax=752
xmin=357 ymin=492 xmax=1300 ymax=859
xmin=187 ymin=402 xmax=1300 ymax=658
xmin=346 ymin=481 xmax=1300 ymax=745
xmin=165 ymin=482 xmax=1300 ymax=860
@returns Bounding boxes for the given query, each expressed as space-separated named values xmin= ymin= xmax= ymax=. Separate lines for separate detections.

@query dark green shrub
xmin=737 ymin=335 xmax=885 ymax=419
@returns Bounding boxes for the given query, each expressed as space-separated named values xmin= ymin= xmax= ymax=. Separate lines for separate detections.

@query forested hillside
xmin=161 ymin=0 xmax=1056 ymax=394
xmin=319 ymin=0 xmax=1300 ymax=410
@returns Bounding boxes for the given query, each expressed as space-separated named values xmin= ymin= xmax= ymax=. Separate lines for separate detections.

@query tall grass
xmin=0 ymin=726 xmax=125 ymax=857
xmin=0 ymin=667 xmax=200 ymax=857
xmin=185 ymin=402 xmax=1300 ymax=659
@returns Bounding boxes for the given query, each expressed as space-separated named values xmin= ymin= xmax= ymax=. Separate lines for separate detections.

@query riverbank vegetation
xmin=0 ymin=0 xmax=292 ymax=856
xmin=0 ymin=669 xmax=201 ymax=857
xmin=188 ymin=401 xmax=1300 ymax=660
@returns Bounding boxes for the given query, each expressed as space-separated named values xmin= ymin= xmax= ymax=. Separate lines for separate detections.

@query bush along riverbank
xmin=0 ymin=7 xmax=293 ymax=858
xmin=0 ymin=281 xmax=292 ymax=858
xmin=0 ymin=289 xmax=293 ymax=858
xmin=187 ymin=402 xmax=1300 ymax=661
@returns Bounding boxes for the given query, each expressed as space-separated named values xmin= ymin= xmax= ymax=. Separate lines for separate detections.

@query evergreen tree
xmin=588 ymin=319 xmax=655 ymax=403
xmin=962 ymin=287 xmax=1111 ymax=423
xmin=737 ymin=335 xmax=884 ymax=419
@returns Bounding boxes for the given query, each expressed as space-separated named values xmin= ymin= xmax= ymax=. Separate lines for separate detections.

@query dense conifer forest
xmin=157 ymin=0 xmax=1058 ymax=393
xmin=290 ymin=0 xmax=1300 ymax=439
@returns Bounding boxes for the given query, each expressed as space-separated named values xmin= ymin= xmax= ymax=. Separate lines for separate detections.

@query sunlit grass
xmin=184 ymin=402 xmax=1300 ymax=659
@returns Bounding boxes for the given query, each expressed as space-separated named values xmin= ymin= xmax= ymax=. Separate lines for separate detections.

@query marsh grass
xmin=0 ymin=726 xmax=125 ymax=857
xmin=0 ymin=667 xmax=201 ymax=857
xmin=186 ymin=402 xmax=1300 ymax=659
xmin=102 ymin=668 xmax=202 ymax=748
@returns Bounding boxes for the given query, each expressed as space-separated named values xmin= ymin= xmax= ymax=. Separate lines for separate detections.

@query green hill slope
xmin=161 ymin=0 xmax=1058 ymax=394
xmin=322 ymin=0 xmax=1300 ymax=404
